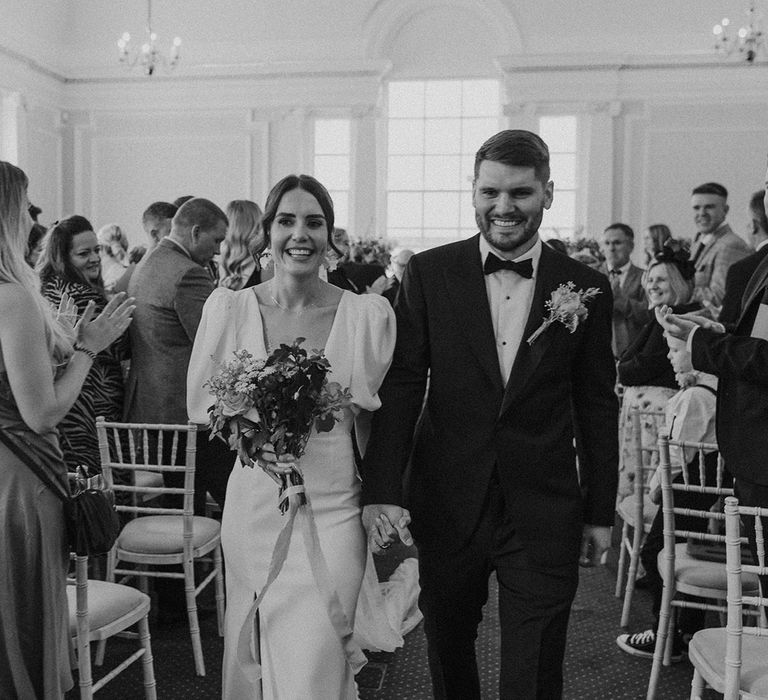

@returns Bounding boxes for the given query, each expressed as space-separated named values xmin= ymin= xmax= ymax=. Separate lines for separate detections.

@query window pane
xmin=423 ymin=228 xmax=457 ymax=240
xmin=330 ymin=191 xmax=348 ymax=229
xmin=539 ymin=116 xmax=577 ymax=153
xmin=423 ymin=192 xmax=461 ymax=228
xmin=387 ymin=229 xmax=423 ymax=248
xmin=388 ymin=119 xmax=424 ymax=155
xmin=460 ymin=155 xmax=475 ymax=191
xmin=388 ymin=193 xmax=423 ymax=228
xmin=389 ymin=82 xmax=424 ymax=118
xmin=314 ymin=155 xmax=349 ymax=190
xmin=460 ymin=199 xmax=477 ymax=229
xmin=389 ymin=156 xmax=424 ymax=190
xmin=425 ymin=81 xmax=462 ymax=117
xmin=550 ymin=153 xmax=576 ymax=189
xmin=461 ymin=81 xmax=501 ymax=117
xmin=424 ymin=155 xmax=461 ymax=191
xmin=424 ymin=119 xmax=462 ymax=154
xmin=460 ymin=228 xmax=476 ymax=239
xmin=314 ymin=119 xmax=350 ymax=155
xmin=461 ymin=117 xmax=501 ymax=154
xmin=545 ymin=190 xmax=576 ymax=229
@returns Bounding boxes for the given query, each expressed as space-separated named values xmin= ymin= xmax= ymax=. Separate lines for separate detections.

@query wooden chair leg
xmin=184 ymin=558 xmax=206 ymax=676
xmin=214 ymin=545 xmax=226 ymax=637
xmin=615 ymin=520 xmax=630 ymax=597
xmin=689 ymin=669 xmax=705 ymax=700
xmin=138 ymin=613 xmax=157 ymax=700
xmin=663 ymin=613 xmax=675 ymax=666
xmin=95 ymin=639 xmax=107 ymax=665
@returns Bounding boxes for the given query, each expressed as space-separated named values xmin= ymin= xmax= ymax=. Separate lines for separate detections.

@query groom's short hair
xmin=474 ymin=130 xmax=550 ymax=184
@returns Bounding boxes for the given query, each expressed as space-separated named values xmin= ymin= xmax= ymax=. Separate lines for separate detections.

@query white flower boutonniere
xmin=527 ymin=282 xmax=602 ymax=345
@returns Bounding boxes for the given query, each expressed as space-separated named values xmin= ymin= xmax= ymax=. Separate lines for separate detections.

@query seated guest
xmin=97 ymin=223 xmax=129 ymax=294
xmin=599 ymin=223 xmax=648 ymax=358
xmin=25 ymin=222 xmax=46 ymax=268
xmin=219 ymin=199 xmax=266 ymax=290
xmin=719 ymin=189 xmax=768 ymax=325
xmin=641 ymin=223 xmax=672 ymax=267
xmin=617 ymin=332 xmax=724 ymax=660
xmin=37 ymin=216 xmax=130 ymax=476
xmin=616 ymin=242 xmax=698 ymax=496
xmin=326 ymin=226 xmax=359 ymax=292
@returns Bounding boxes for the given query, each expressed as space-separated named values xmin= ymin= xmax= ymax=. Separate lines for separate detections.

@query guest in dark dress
xmin=219 ymin=199 xmax=266 ymax=290
xmin=37 ymin=215 xmax=130 ymax=475
xmin=617 ymin=242 xmax=698 ymax=496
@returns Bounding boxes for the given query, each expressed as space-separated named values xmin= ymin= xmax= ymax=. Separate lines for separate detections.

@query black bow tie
xmin=483 ymin=254 xmax=533 ymax=278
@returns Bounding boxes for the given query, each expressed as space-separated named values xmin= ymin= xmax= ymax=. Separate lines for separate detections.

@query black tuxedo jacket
xmin=362 ymin=236 xmax=619 ymax=567
xmin=718 ymin=245 xmax=768 ymax=325
xmin=693 ymin=253 xmax=768 ymax=487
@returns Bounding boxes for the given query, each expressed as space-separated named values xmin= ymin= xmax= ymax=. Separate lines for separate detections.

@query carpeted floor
xmin=66 ymin=535 xmax=723 ymax=699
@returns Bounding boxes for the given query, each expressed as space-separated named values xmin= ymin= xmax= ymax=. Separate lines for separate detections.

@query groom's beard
xmin=476 ymin=208 xmax=543 ymax=254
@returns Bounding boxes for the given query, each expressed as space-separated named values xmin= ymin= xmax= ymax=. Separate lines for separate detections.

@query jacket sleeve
xmin=571 ymin=275 xmax=620 ymax=526
xmin=692 ymin=328 xmax=768 ymax=389
xmin=175 ymin=266 xmax=215 ymax=342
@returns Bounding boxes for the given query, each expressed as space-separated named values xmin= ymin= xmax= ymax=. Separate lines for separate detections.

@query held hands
xmin=363 ymin=504 xmax=413 ymax=554
xmin=579 ymin=525 xmax=611 ymax=568
xmin=75 ymin=292 xmax=135 ymax=354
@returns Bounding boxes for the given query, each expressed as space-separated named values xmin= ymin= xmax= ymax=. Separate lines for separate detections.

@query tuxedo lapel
xmin=445 ymin=236 xmax=504 ymax=392
xmin=737 ymin=254 xmax=768 ymax=328
xmin=499 ymin=245 xmax=560 ymax=416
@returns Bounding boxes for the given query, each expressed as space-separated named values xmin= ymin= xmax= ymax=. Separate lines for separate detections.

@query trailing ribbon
xmin=236 ymin=495 xmax=367 ymax=682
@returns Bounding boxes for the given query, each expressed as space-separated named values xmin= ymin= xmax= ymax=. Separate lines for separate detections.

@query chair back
xmin=629 ymin=408 xmax=666 ymax=498
xmin=723 ymin=496 xmax=768 ymax=700
xmin=96 ymin=417 xmax=198 ymax=524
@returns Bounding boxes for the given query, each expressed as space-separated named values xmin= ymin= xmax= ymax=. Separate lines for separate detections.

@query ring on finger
xmin=379 ymin=542 xmax=391 ymax=549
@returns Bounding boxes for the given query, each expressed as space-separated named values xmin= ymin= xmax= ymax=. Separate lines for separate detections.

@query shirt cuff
xmin=686 ymin=326 xmax=698 ymax=354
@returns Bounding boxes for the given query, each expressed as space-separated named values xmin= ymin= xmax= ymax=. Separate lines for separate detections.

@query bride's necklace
xmin=269 ymin=292 xmax=320 ymax=316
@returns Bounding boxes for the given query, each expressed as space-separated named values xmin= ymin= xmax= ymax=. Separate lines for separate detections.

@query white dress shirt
xmin=479 ymin=235 xmax=542 ymax=386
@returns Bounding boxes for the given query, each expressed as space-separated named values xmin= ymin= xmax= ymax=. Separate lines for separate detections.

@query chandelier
xmin=117 ymin=0 xmax=181 ymax=76
xmin=713 ymin=1 xmax=765 ymax=63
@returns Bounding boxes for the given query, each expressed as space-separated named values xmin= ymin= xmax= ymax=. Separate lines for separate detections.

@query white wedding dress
xmin=187 ymin=288 xmax=406 ymax=699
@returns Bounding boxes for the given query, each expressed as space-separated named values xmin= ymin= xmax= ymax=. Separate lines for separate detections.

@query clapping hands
xmin=654 ymin=304 xmax=725 ymax=341
xmin=75 ymin=292 xmax=135 ymax=354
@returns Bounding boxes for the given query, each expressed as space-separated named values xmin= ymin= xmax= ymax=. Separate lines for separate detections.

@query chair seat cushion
xmin=118 ymin=515 xmax=220 ymax=554
xmin=67 ymin=581 xmax=149 ymax=635
xmin=617 ymin=494 xmax=657 ymax=528
xmin=689 ymin=628 xmax=768 ymax=696
xmin=658 ymin=544 xmax=761 ymax=594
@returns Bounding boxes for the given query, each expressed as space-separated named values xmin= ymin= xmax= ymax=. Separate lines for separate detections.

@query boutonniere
xmin=527 ymin=282 xmax=602 ymax=345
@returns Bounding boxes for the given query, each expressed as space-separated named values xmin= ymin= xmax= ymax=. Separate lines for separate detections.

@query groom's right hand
xmin=363 ymin=504 xmax=413 ymax=554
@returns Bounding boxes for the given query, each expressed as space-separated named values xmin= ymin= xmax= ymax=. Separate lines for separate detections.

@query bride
xmin=187 ymin=174 xmax=407 ymax=698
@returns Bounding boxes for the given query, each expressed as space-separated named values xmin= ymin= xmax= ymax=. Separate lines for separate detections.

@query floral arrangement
xmin=349 ymin=235 xmax=394 ymax=267
xmin=566 ymin=236 xmax=604 ymax=263
xmin=527 ymin=282 xmax=602 ymax=345
xmin=205 ymin=339 xmax=352 ymax=513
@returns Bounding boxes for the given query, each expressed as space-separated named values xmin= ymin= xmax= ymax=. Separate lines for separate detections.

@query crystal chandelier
xmin=117 ymin=0 xmax=181 ymax=76
xmin=713 ymin=0 xmax=765 ymax=64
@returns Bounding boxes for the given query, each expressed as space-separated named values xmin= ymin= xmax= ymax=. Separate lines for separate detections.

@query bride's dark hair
xmin=261 ymin=174 xmax=336 ymax=251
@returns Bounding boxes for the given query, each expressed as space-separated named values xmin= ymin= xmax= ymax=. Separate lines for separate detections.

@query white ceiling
xmin=0 ymin=0 xmax=761 ymax=78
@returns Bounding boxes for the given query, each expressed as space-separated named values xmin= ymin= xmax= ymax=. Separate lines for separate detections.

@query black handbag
xmin=0 ymin=429 xmax=120 ymax=556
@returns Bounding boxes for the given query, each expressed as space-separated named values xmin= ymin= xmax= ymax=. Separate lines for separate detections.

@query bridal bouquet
xmin=205 ymin=338 xmax=351 ymax=513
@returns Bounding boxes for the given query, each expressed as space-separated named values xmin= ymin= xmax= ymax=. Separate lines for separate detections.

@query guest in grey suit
xmin=599 ymin=223 xmax=648 ymax=358
xmin=690 ymin=182 xmax=750 ymax=310
xmin=125 ymin=197 xmax=231 ymax=515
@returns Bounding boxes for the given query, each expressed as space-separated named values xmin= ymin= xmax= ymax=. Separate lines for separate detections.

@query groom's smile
xmin=472 ymin=160 xmax=554 ymax=257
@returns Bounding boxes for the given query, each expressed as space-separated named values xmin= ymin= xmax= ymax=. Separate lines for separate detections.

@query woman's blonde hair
xmin=643 ymin=260 xmax=694 ymax=307
xmin=219 ymin=199 xmax=264 ymax=290
xmin=0 ymin=161 xmax=73 ymax=359
xmin=97 ymin=223 xmax=129 ymax=259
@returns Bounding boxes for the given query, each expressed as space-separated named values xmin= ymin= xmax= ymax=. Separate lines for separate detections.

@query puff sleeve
xmin=186 ymin=287 xmax=237 ymax=424
xmin=349 ymin=294 xmax=396 ymax=412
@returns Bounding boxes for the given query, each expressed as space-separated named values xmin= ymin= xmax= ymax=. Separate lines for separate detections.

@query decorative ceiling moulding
xmin=362 ymin=0 xmax=522 ymax=59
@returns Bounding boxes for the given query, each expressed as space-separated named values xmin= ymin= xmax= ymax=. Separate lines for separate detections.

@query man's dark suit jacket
xmin=599 ymin=262 xmax=648 ymax=357
xmin=125 ymin=238 xmax=215 ymax=423
xmin=361 ymin=236 xmax=619 ymax=568
xmin=692 ymin=254 xmax=768 ymax=487
xmin=718 ymin=245 xmax=768 ymax=325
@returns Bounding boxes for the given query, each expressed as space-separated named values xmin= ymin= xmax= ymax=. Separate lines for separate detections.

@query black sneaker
xmin=616 ymin=629 xmax=683 ymax=663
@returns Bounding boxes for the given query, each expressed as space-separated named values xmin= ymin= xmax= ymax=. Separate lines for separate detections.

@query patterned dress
xmin=41 ymin=275 xmax=129 ymax=474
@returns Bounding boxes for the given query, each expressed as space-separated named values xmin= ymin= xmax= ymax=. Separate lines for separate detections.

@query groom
xmin=362 ymin=130 xmax=618 ymax=699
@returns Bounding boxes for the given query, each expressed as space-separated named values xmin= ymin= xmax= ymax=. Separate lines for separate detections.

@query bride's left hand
xmin=253 ymin=442 xmax=300 ymax=484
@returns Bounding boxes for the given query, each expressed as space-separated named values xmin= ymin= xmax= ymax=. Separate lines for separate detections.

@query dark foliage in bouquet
xmin=653 ymin=238 xmax=695 ymax=280
xmin=565 ymin=236 xmax=605 ymax=263
xmin=205 ymin=338 xmax=352 ymax=513
xmin=349 ymin=235 xmax=394 ymax=267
